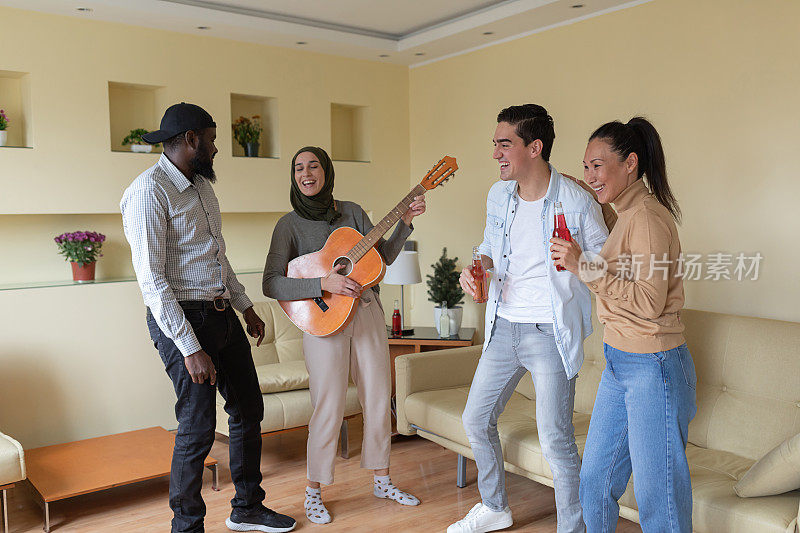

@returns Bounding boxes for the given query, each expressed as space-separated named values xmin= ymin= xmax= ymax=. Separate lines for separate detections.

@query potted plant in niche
xmin=54 ymin=231 xmax=106 ymax=282
xmin=0 ymin=109 xmax=8 ymax=147
xmin=122 ymin=128 xmax=156 ymax=153
xmin=426 ymin=248 xmax=465 ymax=334
xmin=232 ymin=115 xmax=263 ymax=157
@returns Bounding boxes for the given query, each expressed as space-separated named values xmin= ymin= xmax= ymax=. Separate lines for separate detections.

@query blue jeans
xmin=579 ymin=343 xmax=697 ymax=533
xmin=147 ymin=303 xmax=266 ymax=533
xmin=462 ymin=317 xmax=585 ymax=533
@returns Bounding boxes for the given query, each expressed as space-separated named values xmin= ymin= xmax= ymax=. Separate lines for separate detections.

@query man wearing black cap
xmin=121 ymin=103 xmax=296 ymax=533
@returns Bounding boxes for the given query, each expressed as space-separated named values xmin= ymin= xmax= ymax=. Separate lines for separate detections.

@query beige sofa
xmin=215 ymin=300 xmax=361 ymax=452
xmin=0 ymin=431 xmax=25 ymax=533
xmin=396 ymin=305 xmax=800 ymax=532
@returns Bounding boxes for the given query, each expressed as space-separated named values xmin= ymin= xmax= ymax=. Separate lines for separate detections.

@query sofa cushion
xmin=682 ymin=310 xmax=800 ymax=461
xmin=256 ymin=361 xmax=309 ymax=394
xmin=404 ymin=386 xmax=535 ymax=450
xmin=0 ymin=431 xmax=25 ymax=485
xmin=215 ymin=384 xmax=362 ymax=436
xmin=404 ymin=386 xmax=591 ymax=479
xmin=673 ymin=445 xmax=798 ymax=533
xmin=573 ymin=443 xmax=799 ymax=532
xmin=237 ymin=300 xmax=305 ymax=367
xmin=735 ymin=433 xmax=800 ymax=498
xmin=404 ymin=386 xmax=472 ymax=447
xmin=692 ymin=477 xmax=800 ymax=533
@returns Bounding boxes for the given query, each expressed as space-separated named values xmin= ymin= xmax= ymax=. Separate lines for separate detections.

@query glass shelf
xmin=0 ymin=270 xmax=263 ymax=292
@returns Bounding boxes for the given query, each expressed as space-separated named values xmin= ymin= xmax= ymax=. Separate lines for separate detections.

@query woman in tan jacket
xmin=550 ymin=118 xmax=697 ymax=532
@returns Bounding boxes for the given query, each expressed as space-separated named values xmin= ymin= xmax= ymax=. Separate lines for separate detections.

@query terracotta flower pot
xmin=71 ymin=261 xmax=96 ymax=282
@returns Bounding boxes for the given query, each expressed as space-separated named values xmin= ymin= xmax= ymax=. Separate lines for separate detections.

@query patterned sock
xmin=304 ymin=486 xmax=331 ymax=524
xmin=373 ymin=475 xmax=420 ymax=506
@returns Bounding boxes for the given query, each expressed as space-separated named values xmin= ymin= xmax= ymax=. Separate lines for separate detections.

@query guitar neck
xmin=348 ymin=183 xmax=427 ymax=263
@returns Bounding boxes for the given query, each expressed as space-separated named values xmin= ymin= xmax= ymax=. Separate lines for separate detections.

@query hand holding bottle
xmin=552 ymin=202 xmax=573 ymax=272
xmin=460 ymin=246 xmax=490 ymax=302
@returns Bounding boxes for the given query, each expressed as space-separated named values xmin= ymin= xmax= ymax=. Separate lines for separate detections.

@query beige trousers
xmin=303 ymin=291 xmax=391 ymax=485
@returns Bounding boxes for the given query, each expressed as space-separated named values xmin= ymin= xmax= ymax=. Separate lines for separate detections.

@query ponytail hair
xmin=589 ymin=117 xmax=681 ymax=223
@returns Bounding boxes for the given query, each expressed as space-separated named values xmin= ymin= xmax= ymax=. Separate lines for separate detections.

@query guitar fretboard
xmin=347 ymin=183 xmax=428 ymax=263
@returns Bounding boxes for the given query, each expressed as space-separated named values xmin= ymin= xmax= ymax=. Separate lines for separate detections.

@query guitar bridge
xmin=313 ymin=297 xmax=329 ymax=312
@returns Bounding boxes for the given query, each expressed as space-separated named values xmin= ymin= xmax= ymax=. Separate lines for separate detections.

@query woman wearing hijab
xmin=263 ymin=147 xmax=425 ymax=524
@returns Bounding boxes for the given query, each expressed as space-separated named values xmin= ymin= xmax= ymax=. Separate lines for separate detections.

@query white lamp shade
xmin=383 ymin=251 xmax=422 ymax=285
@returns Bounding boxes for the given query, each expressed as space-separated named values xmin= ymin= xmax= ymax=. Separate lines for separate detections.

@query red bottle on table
xmin=552 ymin=201 xmax=572 ymax=272
xmin=391 ymin=300 xmax=402 ymax=337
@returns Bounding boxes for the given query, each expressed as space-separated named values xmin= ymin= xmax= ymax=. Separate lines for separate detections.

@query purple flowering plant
xmin=0 ymin=109 xmax=8 ymax=130
xmin=54 ymin=231 xmax=106 ymax=266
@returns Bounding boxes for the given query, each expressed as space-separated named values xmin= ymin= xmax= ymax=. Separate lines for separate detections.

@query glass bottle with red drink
xmin=471 ymin=246 xmax=488 ymax=303
xmin=391 ymin=300 xmax=402 ymax=337
xmin=552 ymin=201 xmax=572 ymax=272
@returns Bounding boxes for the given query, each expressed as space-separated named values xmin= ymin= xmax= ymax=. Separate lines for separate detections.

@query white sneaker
xmin=446 ymin=503 xmax=513 ymax=533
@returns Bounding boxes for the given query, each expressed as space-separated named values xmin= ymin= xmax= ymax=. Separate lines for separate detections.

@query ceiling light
xmin=296 ymin=41 xmax=307 ymax=45
xmin=571 ymin=3 xmax=585 ymax=7
xmin=196 ymin=26 xmax=210 ymax=30
xmin=483 ymin=31 xmax=494 ymax=35
xmin=415 ymin=52 xmax=425 ymax=56
xmin=76 ymin=7 xmax=92 ymax=12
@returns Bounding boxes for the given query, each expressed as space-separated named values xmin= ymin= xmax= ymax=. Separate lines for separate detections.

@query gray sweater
xmin=262 ymin=201 xmax=413 ymax=301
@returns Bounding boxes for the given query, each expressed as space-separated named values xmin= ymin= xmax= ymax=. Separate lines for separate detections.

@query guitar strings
xmin=348 ymin=184 xmax=427 ymax=263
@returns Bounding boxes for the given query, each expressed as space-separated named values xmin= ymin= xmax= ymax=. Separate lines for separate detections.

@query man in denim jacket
xmin=447 ymin=104 xmax=614 ymax=533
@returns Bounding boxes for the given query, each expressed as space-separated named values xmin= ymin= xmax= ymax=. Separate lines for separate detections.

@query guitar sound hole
xmin=333 ymin=256 xmax=353 ymax=276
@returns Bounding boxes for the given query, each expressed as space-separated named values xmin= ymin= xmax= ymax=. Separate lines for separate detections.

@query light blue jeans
xmin=462 ymin=317 xmax=585 ymax=533
xmin=579 ymin=343 xmax=697 ymax=533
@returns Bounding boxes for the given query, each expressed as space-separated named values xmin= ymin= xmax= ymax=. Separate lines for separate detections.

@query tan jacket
xmin=586 ymin=179 xmax=686 ymax=353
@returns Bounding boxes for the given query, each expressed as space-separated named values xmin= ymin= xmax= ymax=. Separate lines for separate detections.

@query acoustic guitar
xmin=279 ymin=156 xmax=458 ymax=337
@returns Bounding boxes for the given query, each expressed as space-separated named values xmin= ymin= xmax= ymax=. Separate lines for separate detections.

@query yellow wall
xmin=407 ymin=0 xmax=800 ymax=335
xmin=0 ymin=6 xmax=406 ymax=447
xmin=0 ymin=6 xmax=409 ymax=215
xmin=0 ymin=272 xmax=266 ymax=449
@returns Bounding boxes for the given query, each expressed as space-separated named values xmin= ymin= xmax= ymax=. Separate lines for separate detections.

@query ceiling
xmin=0 ymin=0 xmax=649 ymax=65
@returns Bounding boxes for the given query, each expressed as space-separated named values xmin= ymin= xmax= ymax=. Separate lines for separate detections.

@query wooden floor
xmin=5 ymin=417 xmax=642 ymax=532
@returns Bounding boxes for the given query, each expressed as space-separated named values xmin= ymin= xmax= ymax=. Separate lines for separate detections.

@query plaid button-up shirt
xmin=121 ymin=154 xmax=252 ymax=356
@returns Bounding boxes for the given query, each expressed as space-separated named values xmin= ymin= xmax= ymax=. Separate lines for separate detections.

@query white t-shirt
xmin=496 ymin=196 xmax=554 ymax=323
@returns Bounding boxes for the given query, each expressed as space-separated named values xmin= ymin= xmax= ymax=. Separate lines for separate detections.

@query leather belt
xmin=179 ymin=297 xmax=230 ymax=312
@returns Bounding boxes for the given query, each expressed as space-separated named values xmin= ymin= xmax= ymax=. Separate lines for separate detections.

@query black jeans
xmin=146 ymin=304 xmax=265 ymax=533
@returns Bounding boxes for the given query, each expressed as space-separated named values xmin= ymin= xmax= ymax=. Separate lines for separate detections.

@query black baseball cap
xmin=142 ymin=102 xmax=216 ymax=144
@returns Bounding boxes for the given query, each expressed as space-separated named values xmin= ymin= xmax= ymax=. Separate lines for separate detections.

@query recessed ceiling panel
xmin=167 ymin=0 xmax=509 ymax=37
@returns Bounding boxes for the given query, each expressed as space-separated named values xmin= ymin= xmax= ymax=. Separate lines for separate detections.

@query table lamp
xmin=382 ymin=250 xmax=421 ymax=335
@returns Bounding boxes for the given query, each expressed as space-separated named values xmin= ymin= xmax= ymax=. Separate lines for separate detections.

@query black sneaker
xmin=226 ymin=504 xmax=296 ymax=532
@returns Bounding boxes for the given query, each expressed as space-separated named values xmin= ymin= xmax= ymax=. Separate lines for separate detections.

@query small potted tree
xmin=232 ymin=115 xmax=263 ymax=157
xmin=122 ymin=128 xmax=156 ymax=153
xmin=0 ymin=109 xmax=8 ymax=147
xmin=54 ymin=231 xmax=106 ymax=282
xmin=426 ymin=248 xmax=465 ymax=334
